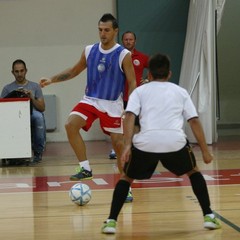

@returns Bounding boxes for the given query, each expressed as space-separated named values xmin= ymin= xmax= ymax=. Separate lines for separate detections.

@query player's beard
xmin=101 ymin=38 xmax=108 ymax=45
xmin=16 ymin=76 xmax=26 ymax=84
xmin=126 ymin=44 xmax=134 ymax=52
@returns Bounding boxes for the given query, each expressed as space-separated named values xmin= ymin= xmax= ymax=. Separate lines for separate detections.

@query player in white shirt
xmin=102 ymin=53 xmax=221 ymax=234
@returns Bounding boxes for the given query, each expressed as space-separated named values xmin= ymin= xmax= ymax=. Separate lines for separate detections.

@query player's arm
xmin=122 ymin=53 xmax=136 ymax=96
xmin=0 ymin=87 xmax=7 ymax=98
xmin=18 ymin=88 xmax=45 ymax=112
xmin=140 ymin=54 xmax=150 ymax=85
xmin=188 ymin=117 xmax=213 ymax=164
xmin=39 ymin=50 xmax=87 ymax=87
xmin=121 ymin=111 xmax=136 ymax=163
xmin=31 ymin=97 xmax=45 ymax=112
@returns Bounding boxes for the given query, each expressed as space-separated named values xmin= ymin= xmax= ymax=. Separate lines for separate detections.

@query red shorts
xmin=71 ymin=102 xmax=123 ymax=135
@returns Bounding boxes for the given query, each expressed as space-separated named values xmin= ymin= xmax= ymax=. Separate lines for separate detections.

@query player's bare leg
xmin=110 ymin=132 xmax=124 ymax=173
xmin=65 ymin=115 xmax=92 ymax=181
xmin=65 ymin=114 xmax=87 ymax=161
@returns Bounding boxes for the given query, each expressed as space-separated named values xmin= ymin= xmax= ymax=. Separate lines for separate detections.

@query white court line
xmin=203 ymin=174 xmax=229 ymax=181
xmin=92 ymin=178 xmax=108 ymax=185
xmin=0 ymin=183 xmax=33 ymax=189
xmin=47 ymin=178 xmax=108 ymax=187
xmin=47 ymin=182 xmax=61 ymax=187
xmin=134 ymin=177 xmax=183 ymax=184
xmin=231 ymin=173 xmax=240 ymax=176
xmin=16 ymin=183 xmax=30 ymax=188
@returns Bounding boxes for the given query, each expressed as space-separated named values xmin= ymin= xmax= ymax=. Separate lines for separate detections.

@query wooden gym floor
xmin=0 ymin=135 xmax=240 ymax=239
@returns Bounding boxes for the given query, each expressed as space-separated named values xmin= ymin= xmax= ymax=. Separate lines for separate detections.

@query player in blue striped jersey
xmin=39 ymin=13 xmax=136 ymax=183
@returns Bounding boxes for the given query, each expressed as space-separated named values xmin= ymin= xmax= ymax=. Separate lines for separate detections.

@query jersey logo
xmin=133 ymin=59 xmax=140 ymax=66
xmin=97 ymin=63 xmax=105 ymax=72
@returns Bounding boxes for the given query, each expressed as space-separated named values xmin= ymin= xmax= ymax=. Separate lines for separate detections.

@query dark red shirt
xmin=124 ymin=48 xmax=149 ymax=102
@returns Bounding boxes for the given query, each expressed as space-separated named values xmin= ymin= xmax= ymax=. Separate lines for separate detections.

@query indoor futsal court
xmin=0 ymin=136 xmax=240 ymax=239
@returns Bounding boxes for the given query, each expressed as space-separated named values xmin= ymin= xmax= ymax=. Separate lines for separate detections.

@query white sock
xmin=107 ymin=219 xmax=116 ymax=223
xmin=79 ymin=160 xmax=91 ymax=171
xmin=205 ymin=213 xmax=215 ymax=219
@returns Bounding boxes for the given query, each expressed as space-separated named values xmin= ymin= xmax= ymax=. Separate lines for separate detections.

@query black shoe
xmin=108 ymin=150 xmax=117 ymax=159
xmin=70 ymin=167 xmax=93 ymax=181
xmin=33 ymin=152 xmax=42 ymax=162
xmin=2 ymin=159 xmax=8 ymax=166
xmin=29 ymin=160 xmax=38 ymax=165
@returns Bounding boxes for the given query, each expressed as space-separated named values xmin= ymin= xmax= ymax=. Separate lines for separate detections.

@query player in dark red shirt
xmin=122 ymin=31 xmax=149 ymax=106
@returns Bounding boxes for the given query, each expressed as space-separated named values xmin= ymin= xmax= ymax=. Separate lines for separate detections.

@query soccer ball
xmin=69 ymin=183 xmax=92 ymax=206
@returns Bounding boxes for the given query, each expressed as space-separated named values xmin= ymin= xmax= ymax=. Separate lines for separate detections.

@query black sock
xmin=189 ymin=172 xmax=212 ymax=216
xmin=108 ymin=180 xmax=130 ymax=221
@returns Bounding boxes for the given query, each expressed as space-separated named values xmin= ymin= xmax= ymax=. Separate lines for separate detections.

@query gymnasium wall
xmin=0 ymin=0 xmax=189 ymax=142
xmin=0 ymin=0 xmax=115 ymax=142
xmin=0 ymin=0 xmax=238 ymax=142
xmin=117 ymin=0 xmax=190 ymax=84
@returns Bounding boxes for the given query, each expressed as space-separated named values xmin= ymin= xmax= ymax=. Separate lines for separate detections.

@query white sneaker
xmin=102 ymin=219 xmax=117 ymax=234
xmin=203 ymin=214 xmax=221 ymax=229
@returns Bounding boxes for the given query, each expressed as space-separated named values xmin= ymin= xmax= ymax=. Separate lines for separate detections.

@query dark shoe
xmin=70 ymin=167 xmax=93 ymax=181
xmin=15 ymin=159 xmax=26 ymax=165
xmin=124 ymin=190 xmax=133 ymax=203
xmin=108 ymin=149 xmax=117 ymax=159
xmin=33 ymin=152 xmax=42 ymax=162
xmin=29 ymin=160 xmax=38 ymax=165
xmin=2 ymin=159 xmax=8 ymax=166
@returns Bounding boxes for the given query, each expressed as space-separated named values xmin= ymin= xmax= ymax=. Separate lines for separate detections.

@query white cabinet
xmin=0 ymin=98 xmax=32 ymax=159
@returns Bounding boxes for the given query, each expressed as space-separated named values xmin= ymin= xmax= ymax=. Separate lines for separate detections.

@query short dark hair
xmin=121 ymin=31 xmax=136 ymax=40
xmin=99 ymin=13 xmax=118 ymax=29
xmin=12 ymin=59 xmax=26 ymax=70
xmin=148 ymin=54 xmax=170 ymax=79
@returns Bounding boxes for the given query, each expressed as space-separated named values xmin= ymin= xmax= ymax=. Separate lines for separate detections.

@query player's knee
xmin=65 ymin=121 xmax=77 ymax=133
xmin=120 ymin=174 xmax=133 ymax=184
xmin=186 ymin=166 xmax=199 ymax=177
xmin=113 ymin=139 xmax=123 ymax=151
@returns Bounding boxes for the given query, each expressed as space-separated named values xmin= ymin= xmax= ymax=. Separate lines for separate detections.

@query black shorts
xmin=123 ymin=142 xmax=196 ymax=179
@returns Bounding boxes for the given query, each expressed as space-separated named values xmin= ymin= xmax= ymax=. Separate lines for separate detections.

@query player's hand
xmin=18 ymin=88 xmax=32 ymax=99
xmin=24 ymin=89 xmax=33 ymax=99
xmin=121 ymin=110 xmax=126 ymax=119
xmin=39 ymin=77 xmax=52 ymax=88
xmin=121 ymin=144 xmax=131 ymax=166
xmin=140 ymin=78 xmax=149 ymax=85
xmin=202 ymin=151 xmax=213 ymax=164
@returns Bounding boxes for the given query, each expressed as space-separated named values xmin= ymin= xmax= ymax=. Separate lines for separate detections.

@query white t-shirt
xmin=126 ymin=81 xmax=198 ymax=152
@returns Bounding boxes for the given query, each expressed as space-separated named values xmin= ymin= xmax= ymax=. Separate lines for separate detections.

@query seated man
xmin=1 ymin=59 xmax=46 ymax=163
